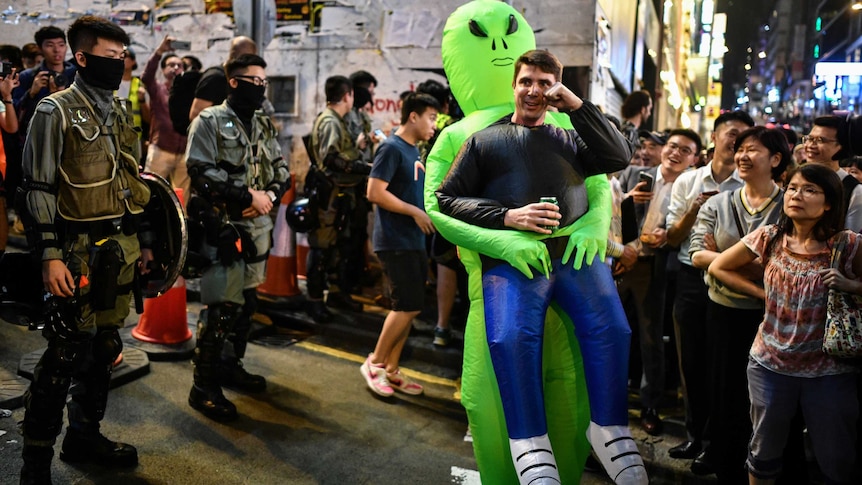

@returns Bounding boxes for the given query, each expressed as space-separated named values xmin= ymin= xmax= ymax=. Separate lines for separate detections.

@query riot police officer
xmin=305 ymin=75 xmax=371 ymax=323
xmin=185 ymin=54 xmax=289 ymax=421
xmin=18 ymin=16 xmax=153 ymax=484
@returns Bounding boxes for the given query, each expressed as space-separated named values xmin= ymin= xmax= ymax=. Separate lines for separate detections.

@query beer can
xmin=540 ymin=196 xmax=558 ymax=232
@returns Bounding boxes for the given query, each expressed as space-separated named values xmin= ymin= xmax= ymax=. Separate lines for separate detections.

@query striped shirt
xmin=743 ymin=225 xmax=860 ymax=377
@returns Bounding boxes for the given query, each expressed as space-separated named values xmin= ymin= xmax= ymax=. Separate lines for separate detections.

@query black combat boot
xmin=59 ymin=426 xmax=138 ymax=467
xmin=189 ymin=305 xmax=239 ymax=421
xmin=188 ymin=384 xmax=239 ymax=421
xmin=20 ymin=445 xmax=53 ymax=485
xmin=306 ymin=299 xmax=333 ymax=323
xmin=220 ymin=358 xmax=267 ymax=393
xmin=218 ymin=290 xmax=266 ymax=393
xmin=326 ymin=291 xmax=363 ymax=312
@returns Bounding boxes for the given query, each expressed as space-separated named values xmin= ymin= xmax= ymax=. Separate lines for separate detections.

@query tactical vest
xmin=205 ymin=104 xmax=281 ymax=190
xmin=44 ymin=85 xmax=151 ymax=221
xmin=310 ymin=108 xmax=364 ymax=186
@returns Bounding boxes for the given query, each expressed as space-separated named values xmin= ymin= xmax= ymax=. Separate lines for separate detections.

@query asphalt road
xmin=0 ymin=304 xmax=485 ymax=485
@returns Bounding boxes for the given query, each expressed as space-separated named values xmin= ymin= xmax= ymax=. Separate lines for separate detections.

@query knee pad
xmin=42 ymin=338 xmax=90 ymax=377
xmin=91 ymin=328 xmax=123 ymax=365
xmin=207 ymin=303 xmax=240 ymax=333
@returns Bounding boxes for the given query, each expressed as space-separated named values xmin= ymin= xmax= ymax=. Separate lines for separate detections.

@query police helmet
xmin=286 ymin=198 xmax=318 ymax=233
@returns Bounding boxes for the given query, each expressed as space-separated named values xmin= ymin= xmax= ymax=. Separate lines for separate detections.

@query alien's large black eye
xmin=469 ymin=19 xmax=488 ymax=38
xmin=506 ymin=14 xmax=518 ymax=35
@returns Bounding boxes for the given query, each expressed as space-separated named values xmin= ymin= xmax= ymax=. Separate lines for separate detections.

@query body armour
xmin=45 ymin=85 xmax=150 ymax=221
xmin=199 ymin=104 xmax=284 ymax=192
xmin=310 ymin=108 xmax=365 ymax=186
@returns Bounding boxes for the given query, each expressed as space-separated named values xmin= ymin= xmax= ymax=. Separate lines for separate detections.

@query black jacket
xmin=436 ymin=101 xmax=631 ymax=230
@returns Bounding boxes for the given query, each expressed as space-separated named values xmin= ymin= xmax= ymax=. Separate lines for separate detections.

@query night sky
xmin=718 ymin=0 xmax=774 ymax=108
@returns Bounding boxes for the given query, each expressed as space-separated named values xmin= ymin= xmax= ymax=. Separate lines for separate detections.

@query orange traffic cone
xmin=296 ymin=232 xmax=309 ymax=280
xmin=133 ymin=276 xmax=192 ymax=344
xmin=258 ymin=177 xmax=304 ymax=309
xmin=128 ymin=188 xmax=195 ymax=360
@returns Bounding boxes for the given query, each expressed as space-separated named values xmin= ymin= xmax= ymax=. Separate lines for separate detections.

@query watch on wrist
xmin=266 ymin=190 xmax=277 ymax=203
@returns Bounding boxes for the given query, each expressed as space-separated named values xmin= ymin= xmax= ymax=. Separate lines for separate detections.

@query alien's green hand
xmin=429 ymin=210 xmax=551 ymax=279
xmin=561 ymin=175 xmax=612 ymax=270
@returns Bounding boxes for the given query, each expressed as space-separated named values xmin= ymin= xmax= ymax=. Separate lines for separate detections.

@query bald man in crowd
xmin=188 ymin=36 xmax=257 ymax=122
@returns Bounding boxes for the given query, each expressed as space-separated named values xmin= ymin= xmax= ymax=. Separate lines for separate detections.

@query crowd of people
xmin=0 ymin=13 xmax=860 ymax=485
xmin=607 ymin=89 xmax=861 ymax=484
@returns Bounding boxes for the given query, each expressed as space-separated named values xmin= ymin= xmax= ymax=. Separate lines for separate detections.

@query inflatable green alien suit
xmin=424 ymin=2 xmax=647 ymax=484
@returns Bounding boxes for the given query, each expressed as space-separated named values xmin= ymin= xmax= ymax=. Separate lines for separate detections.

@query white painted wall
xmin=1 ymin=0 xmax=626 ymax=171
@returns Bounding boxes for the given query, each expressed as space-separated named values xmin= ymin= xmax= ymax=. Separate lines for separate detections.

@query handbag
xmin=822 ymin=232 xmax=862 ymax=358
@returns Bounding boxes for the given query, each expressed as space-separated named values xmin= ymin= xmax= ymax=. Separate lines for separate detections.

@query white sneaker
xmin=509 ymin=434 xmax=561 ymax=485
xmin=359 ymin=354 xmax=393 ymax=397
xmin=586 ymin=421 xmax=648 ymax=484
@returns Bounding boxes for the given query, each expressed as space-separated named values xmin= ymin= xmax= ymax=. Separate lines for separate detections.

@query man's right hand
xmin=29 ymin=71 xmax=50 ymax=98
xmin=413 ymin=211 xmax=436 ymax=235
xmin=627 ymin=181 xmax=653 ymax=204
xmin=504 ymin=202 xmax=561 ymax=234
xmin=43 ymin=259 xmax=75 ymax=297
xmin=613 ymin=244 xmax=639 ymax=276
xmin=248 ymin=188 xmax=274 ymax=216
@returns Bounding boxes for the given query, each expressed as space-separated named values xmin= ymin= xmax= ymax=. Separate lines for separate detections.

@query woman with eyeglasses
xmin=688 ymin=126 xmax=789 ymax=483
xmin=709 ymin=163 xmax=861 ymax=484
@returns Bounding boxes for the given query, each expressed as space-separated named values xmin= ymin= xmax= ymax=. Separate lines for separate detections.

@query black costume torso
xmin=436 ymin=102 xmax=631 ymax=264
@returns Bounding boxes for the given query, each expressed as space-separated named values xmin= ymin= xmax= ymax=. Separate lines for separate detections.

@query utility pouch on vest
xmin=305 ymin=163 xmax=333 ymax=213
xmin=238 ymin=226 xmax=258 ymax=263
xmin=88 ymin=239 xmax=122 ymax=311
xmin=216 ymin=223 xmax=243 ymax=266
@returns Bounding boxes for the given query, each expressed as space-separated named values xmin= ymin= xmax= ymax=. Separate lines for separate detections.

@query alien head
xmin=442 ymin=0 xmax=535 ymax=116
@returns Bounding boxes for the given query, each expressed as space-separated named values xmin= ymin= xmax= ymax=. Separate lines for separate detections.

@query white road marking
xmin=451 ymin=466 xmax=481 ymax=484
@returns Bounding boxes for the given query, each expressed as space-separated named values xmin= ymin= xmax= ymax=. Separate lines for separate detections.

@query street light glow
xmin=853 ymin=2 xmax=862 ymax=11
xmin=758 ymin=51 xmax=766 ymax=59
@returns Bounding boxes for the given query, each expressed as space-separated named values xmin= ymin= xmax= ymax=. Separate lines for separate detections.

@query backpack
xmin=168 ymin=70 xmax=203 ymax=135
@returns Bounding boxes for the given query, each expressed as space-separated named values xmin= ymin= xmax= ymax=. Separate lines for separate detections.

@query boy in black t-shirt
xmin=359 ymin=93 xmax=440 ymax=397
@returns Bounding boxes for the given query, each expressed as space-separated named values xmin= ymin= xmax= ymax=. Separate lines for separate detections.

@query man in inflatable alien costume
xmin=424 ymin=2 xmax=648 ymax=484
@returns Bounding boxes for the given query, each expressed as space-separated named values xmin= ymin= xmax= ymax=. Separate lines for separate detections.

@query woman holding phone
xmin=688 ymin=126 xmax=790 ymax=482
xmin=709 ymin=163 xmax=861 ymax=484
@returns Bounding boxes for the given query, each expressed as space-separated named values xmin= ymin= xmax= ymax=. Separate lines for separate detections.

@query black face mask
xmin=228 ymin=81 xmax=266 ymax=116
xmin=77 ymin=52 xmax=125 ymax=91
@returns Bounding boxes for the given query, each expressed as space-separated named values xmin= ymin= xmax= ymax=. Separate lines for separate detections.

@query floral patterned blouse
xmin=743 ymin=225 xmax=860 ymax=377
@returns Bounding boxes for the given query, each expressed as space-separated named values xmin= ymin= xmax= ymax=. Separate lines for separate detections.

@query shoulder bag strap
xmin=830 ymin=232 xmax=847 ymax=270
xmin=730 ymin=189 xmax=746 ymax=238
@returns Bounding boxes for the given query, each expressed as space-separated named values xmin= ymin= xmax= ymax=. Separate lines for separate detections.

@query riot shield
xmin=139 ymin=172 xmax=188 ymax=298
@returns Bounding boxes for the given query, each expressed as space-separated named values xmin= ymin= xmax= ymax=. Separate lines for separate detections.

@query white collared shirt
xmin=666 ymin=162 xmax=744 ymax=266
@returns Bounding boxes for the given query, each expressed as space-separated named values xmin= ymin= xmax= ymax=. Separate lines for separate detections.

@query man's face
xmin=41 ymin=38 xmax=66 ymax=68
xmin=162 ymin=56 xmax=183 ymax=81
xmin=661 ymin=135 xmax=698 ymax=176
xmin=804 ymin=125 xmax=842 ymax=165
xmin=711 ymin=119 xmax=749 ymax=164
xmin=642 ymin=101 xmax=652 ymax=121
xmin=77 ymin=38 xmax=125 ymax=66
xmin=229 ymin=65 xmax=266 ymax=88
xmin=412 ymin=107 xmax=439 ymax=142
xmin=512 ymin=64 xmax=555 ymax=127
xmin=639 ymin=139 xmax=663 ymax=166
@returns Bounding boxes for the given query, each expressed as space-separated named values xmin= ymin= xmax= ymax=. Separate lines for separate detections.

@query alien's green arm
xmin=425 ymin=122 xmax=551 ymax=279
